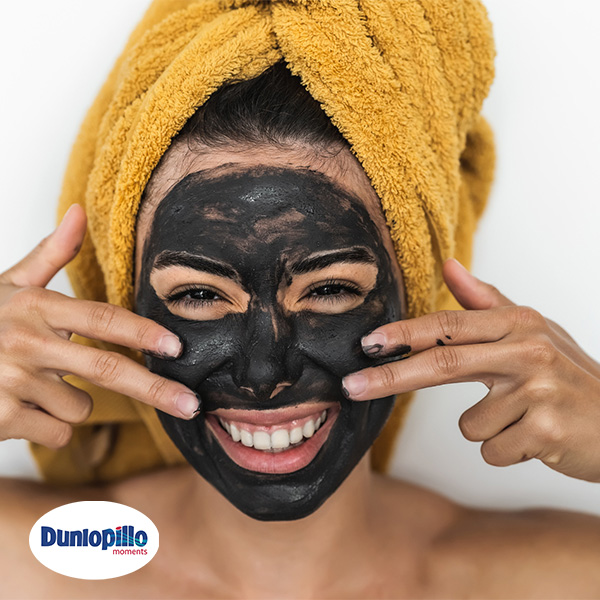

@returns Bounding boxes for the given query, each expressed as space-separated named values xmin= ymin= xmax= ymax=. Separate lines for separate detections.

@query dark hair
xmin=175 ymin=60 xmax=349 ymax=154
xmin=140 ymin=61 xmax=354 ymax=215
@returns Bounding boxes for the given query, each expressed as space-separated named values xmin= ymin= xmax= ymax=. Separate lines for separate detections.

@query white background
xmin=0 ymin=1 xmax=599 ymax=515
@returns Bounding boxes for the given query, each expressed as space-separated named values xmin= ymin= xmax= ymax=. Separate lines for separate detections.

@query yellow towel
xmin=31 ymin=0 xmax=495 ymax=484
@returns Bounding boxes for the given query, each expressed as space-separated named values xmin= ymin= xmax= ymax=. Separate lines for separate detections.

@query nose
xmin=232 ymin=305 xmax=296 ymax=401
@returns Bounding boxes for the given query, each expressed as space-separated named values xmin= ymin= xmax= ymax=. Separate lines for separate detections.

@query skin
xmin=0 ymin=145 xmax=600 ymax=597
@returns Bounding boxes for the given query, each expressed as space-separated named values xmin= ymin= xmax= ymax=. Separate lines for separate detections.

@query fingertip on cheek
xmin=361 ymin=331 xmax=386 ymax=356
xmin=342 ymin=373 xmax=368 ymax=399
xmin=175 ymin=391 xmax=201 ymax=419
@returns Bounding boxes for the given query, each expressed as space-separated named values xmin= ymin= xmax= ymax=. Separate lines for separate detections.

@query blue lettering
xmin=41 ymin=526 xmax=56 ymax=547
xmin=135 ymin=530 xmax=148 ymax=547
xmin=101 ymin=529 xmax=115 ymax=550
xmin=88 ymin=530 xmax=101 ymax=547
xmin=57 ymin=529 xmax=69 ymax=547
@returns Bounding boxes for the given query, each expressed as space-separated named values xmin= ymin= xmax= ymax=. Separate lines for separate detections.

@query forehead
xmin=147 ymin=166 xmax=384 ymax=259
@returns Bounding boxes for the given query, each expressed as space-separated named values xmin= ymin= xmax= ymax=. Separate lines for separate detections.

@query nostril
xmin=269 ymin=382 xmax=293 ymax=399
xmin=237 ymin=382 xmax=292 ymax=400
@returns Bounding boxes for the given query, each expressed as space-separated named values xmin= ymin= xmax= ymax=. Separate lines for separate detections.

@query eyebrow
xmin=152 ymin=250 xmax=239 ymax=280
xmin=289 ymin=247 xmax=376 ymax=275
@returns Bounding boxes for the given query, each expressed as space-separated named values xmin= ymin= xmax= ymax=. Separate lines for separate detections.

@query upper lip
xmin=206 ymin=401 xmax=339 ymax=427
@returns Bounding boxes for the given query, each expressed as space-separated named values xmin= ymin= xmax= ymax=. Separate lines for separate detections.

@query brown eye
xmin=167 ymin=287 xmax=223 ymax=305
xmin=309 ymin=283 xmax=357 ymax=297
xmin=303 ymin=280 xmax=362 ymax=304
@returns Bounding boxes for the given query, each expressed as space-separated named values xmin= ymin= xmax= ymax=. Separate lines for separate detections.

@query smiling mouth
xmin=205 ymin=402 xmax=340 ymax=474
xmin=217 ymin=409 xmax=328 ymax=453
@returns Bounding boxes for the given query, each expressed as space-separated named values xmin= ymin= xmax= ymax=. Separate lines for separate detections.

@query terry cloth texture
xmin=32 ymin=0 xmax=495 ymax=484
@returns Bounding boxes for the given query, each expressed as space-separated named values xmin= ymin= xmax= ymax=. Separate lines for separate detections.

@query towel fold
xmin=31 ymin=0 xmax=495 ymax=484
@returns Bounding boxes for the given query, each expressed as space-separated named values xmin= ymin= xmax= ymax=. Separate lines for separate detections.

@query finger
xmin=361 ymin=305 xmax=542 ymax=357
xmin=458 ymin=382 xmax=527 ymax=442
xmin=442 ymin=258 xmax=515 ymax=310
xmin=478 ymin=408 xmax=568 ymax=469
xmin=342 ymin=341 xmax=520 ymax=400
xmin=0 ymin=204 xmax=87 ymax=288
xmin=45 ymin=340 xmax=199 ymax=419
xmin=0 ymin=400 xmax=73 ymax=449
xmin=26 ymin=375 xmax=93 ymax=424
xmin=42 ymin=292 xmax=182 ymax=358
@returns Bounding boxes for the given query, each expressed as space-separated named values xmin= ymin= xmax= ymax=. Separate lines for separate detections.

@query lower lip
xmin=205 ymin=406 xmax=340 ymax=475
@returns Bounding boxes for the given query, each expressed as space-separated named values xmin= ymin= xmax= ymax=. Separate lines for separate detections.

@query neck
xmin=181 ymin=454 xmax=379 ymax=597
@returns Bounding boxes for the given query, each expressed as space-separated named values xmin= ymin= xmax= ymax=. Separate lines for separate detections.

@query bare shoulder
xmin=372 ymin=475 xmax=600 ymax=598
xmin=429 ymin=503 xmax=600 ymax=598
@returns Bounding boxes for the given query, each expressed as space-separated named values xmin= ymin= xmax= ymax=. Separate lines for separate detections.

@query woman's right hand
xmin=0 ymin=204 xmax=199 ymax=449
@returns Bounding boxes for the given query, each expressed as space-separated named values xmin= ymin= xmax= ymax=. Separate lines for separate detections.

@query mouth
xmin=205 ymin=402 xmax=340 ymax=474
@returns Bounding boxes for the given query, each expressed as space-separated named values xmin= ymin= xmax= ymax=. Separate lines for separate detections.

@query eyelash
xmin=166 ymin=286 xmax=224 ymax=307
xmin=303 ymin=279 xmax=363 ymax=303
xmin=165 ymin=279 xmax=363 ymax=309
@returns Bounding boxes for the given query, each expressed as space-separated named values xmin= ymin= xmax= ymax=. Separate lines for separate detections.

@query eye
xmin=303 ymin=280 xmax=362 ymax=303
xmin=166 ymin=286 xmax=224 ymax=307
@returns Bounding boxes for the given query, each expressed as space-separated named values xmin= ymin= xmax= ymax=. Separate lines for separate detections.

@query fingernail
xmin=342 ymin=373 xmax=367 ymax=398
xmin=362 ymin=332 xmax=386 ymax=356
xmin=55 ymin=204 xmax=77 ymax=233
xmin=176 ymin=392 xmax=199 ymax=418
xmin=158 ymin=334 xmax=182 ymax=358
xmin=449 ymin=258 xmax=475 ymax=279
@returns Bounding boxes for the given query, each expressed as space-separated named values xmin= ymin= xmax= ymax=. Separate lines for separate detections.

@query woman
xmin=2 ymin=1 xmax=600 ymax=597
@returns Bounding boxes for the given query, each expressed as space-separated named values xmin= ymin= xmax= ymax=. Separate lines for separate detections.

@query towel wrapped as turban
xmin=32 ymin=0 xmax=495 ymax=484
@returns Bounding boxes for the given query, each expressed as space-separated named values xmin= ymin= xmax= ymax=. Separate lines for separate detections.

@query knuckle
xmin=0 ymin=325 xmax=37 ymax=355
xmin=512 ymin=305 xmax=545 ymax=331
xmin=12 ymin=286 xmax=47 ymax=312
xmin=134 ymin=320 xmax=153 ymax=349
xmin=458 ymin=410 xmax=483 ymax=442
xmin=525 ymin=336 xmax=556 ymax=367
xmin=480 ymin=441 xmax=504 ymax=466
xmin=431 ymin=346 xmax=461 ymax=377
xmin=435 ymin=310 xmax=461 ymax=340
xmin=523 ymin=378 xmax=558 ymax=403
xmin=51 ymin=424 xmax=73 ymax=449
xmin=68 ymin=393 xmax=93 ymax=424
xmin=0 ymin=364 xmax=27 ymax=390
xmin=0 ymin=401 xmax=20 ymax=431
xmin=528 ymin=407 xmax=565 ymax=445
xmin=91 ymin=352 xmax=123 ymax=385
xmin=146 ymin=376 xmax=171 ymax=407
xmin=87 ymin=303 xmax=118 ymax=335
xmin=376 ymin=363 xmax=399 ymax=391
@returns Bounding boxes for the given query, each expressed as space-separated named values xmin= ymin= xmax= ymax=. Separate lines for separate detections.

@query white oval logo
xmin=29 ymin=501 xmax=159 ymax=580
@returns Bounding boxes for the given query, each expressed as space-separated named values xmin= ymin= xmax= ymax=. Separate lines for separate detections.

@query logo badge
xmin=29 ymin=501 xmax=159 ymax=580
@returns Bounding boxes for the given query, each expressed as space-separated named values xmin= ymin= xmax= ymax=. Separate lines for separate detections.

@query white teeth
xmin=220 ymin=409 xmax=329 ymax=451
xmin=253 ymin=431 xmax=271 ymax=450
xmin=240 ymin=429 xmax=253 ymax=447
xmin=302 ymin=420 xmax=315 ymax=438
xmin=230 ymin=423 xmax=241 ymax=442
xmin=271 ymin=429 xmax=290 ymax=449
xmin=290 ymin=427 xmax=303 ymax=444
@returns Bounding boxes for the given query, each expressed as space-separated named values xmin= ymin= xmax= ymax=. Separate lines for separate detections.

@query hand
xmin=342 ymin=258 xmax=600 ymax=483
xmin=0 ymin=205 xmax=199 ymax=449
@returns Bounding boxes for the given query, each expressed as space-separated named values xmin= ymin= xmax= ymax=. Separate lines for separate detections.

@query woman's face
xmin=135 ymin=146 xmax=406 ymax=521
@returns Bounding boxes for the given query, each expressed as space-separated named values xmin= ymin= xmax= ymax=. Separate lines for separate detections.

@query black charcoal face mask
xmin=136 ymin=166 xmax=403 ymax=521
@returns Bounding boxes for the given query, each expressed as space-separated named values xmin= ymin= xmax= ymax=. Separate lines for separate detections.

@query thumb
xmin=0 ymin=204 xmax=87 ymax=288
xmin=442 ymin=258 xmax=515 ymax=310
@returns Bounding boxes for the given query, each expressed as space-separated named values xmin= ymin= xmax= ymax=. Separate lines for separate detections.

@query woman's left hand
xmin=342 ymin=258 xmax=600 ymax=483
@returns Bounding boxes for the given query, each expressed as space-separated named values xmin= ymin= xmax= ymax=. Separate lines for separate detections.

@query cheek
xmin=294 ymin=304 xmax=390 ymax=378
xmin=145 ymin=318 xmax=244 ymax=388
